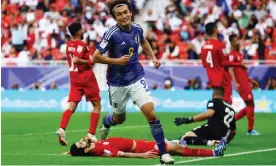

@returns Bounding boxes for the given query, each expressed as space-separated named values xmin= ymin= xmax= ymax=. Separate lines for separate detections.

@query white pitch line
xmin=3 ymin=125 xmax=148 ymax=137
xmin=155 ymin=147 xmax=276 ymax=165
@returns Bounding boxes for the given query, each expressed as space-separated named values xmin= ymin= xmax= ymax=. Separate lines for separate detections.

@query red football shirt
xmin=201 ymin=39 xmax=226 ymax=87
xmin=228 ymin=50 xmax=250 ymax=84
xmin=66 ymin=40 xmax=92 ymax=75
xmin=90 ymin=138 xmax=134 ymax=157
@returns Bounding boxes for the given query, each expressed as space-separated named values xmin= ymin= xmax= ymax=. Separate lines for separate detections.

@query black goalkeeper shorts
xmin=192 ymin=124 xmax=228 ymax=140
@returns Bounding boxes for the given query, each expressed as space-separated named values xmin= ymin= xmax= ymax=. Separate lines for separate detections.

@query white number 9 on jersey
xmin=206 ymin=51 xmax=214 ymax=68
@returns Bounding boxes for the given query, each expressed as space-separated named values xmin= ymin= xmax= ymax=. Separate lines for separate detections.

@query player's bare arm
xmin=174 ymin=109 xmax=215 ymax=126
xmin=117 ymin=151 xmax=158 ymax=158
xmin=91 ymin=49 xmax=129 ymax=65
xmin=140 ymin=39 xmax=161 ymax=69
xmin=229 ymin=67 xmax=240 ymax=91
xmin=72 ymin=56 xmax=93 ymax=65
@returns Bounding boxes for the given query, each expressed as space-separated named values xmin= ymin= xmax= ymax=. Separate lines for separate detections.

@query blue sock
xmin=149 ymin=120 xmax=166 ymax=155
xmin=103 ymin=113 xmax=116 ymax=128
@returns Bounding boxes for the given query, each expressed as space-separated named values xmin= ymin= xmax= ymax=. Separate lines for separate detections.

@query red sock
xmin=235 ymin=107 xmax=247 ymax=121
xmin=89 ymin=112 xmax=100 ymax=134
xmin=183 ymin=147 xmax=213 ymax=157
xmin=246 ymin=106 xmax=254 ymax=130
xmin=60 ymin=109 xmax=73 ymax=129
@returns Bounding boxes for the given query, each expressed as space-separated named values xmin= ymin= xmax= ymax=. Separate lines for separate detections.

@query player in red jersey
xmin=55 ymin=23 xmax=129 ymax=146
xmin=55 ymin=22 xmax=101 ymax=146
xmin=69 ymin=137 xmax=226 ymax=159
xmin=201 ymin=22 xmax=246 ymax=103
xmin=228 ymin=34 xmax=260 ymax=135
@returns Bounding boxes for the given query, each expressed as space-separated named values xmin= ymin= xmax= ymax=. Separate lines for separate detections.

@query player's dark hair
xmin=205 ymin=22 xmax=217 ymax=36
xmin=67 ymin=22 xmax=82 ymax=36
xmin=106 ymin=0 xmax=132 ymax=18
xmin=70 ymin=144 xmax=90 ymax=156
xmin=229 ymin=34 xmax=238 ymax=43
xmin=213 ymin=87 xmax=224 ymax=97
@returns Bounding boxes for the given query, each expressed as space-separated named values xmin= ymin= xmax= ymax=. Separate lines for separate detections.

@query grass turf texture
xmin=2 ymin=112 xmax=276 ymax=165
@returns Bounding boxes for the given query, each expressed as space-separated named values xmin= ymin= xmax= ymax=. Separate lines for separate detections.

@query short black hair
xmin=229 ymin=34 xmax=238 ymax=43
xmin=106 ymin=0 xmax=132 ymax=18
xmin=205 ymin=22 xmax=217 ymax=36
xmin=213 ymin=87 xmax=224 ymax=97
xmin=70 ymin=143 xmax=90 ymax=156
xmin=67 ymin=23 xmax=82 ymax=36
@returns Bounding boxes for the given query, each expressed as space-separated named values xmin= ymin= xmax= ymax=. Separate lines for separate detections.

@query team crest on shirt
xmin=77 ymin=45 xmax=83 ymax=53
xmin=135 ymin=35 xmax=140 ymax=43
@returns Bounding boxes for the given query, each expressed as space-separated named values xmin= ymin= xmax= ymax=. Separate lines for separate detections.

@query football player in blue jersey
xmin=91 ymin=0 xmax=174 ymax=164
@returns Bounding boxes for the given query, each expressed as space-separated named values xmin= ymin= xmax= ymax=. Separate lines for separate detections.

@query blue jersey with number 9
xmin=96 ymin=23 xmax=145 ymax=86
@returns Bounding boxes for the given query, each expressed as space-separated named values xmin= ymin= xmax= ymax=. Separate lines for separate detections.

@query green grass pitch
xmin=2 ymin=112 xmax=276 ymax=165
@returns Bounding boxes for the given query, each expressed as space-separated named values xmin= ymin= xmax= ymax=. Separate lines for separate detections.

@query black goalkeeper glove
xmin=174 ymin=117 xmax=194 ymax=126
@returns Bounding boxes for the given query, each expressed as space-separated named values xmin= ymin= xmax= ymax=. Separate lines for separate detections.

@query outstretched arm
xmin=140 ymin=39 xmax=161 ymax=69
xmin=117 ymin=151 xmax=158 ymax=158
xmin=229 ymin=67 xmax=240 ymax=91
xmin=72 ymin=56 xmax=93 ymax=65
xmin=174 ymin=109 xmax=215 ymax=126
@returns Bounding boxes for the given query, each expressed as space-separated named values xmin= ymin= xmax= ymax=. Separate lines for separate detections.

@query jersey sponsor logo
xmin=100 ymin=39 xmax=108 ymax=49
xmin=77 ymin=45 xmax=83 ymax=53
xmin=68 ymin=47 xmax=75 ymax=52
xmin=203 ymin=44 xmax=213 ymax=49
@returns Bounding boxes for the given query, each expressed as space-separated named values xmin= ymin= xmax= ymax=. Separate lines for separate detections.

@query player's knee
xmin=147 ymin=110 xmax=157 ymax=122
xmin=68 ymin=102 xmax=78 ymax=112
xmin=92 ymin=100 xmax=102 ymax=113
xmin=246 ymin=101 xmax=255 ymax=107
xmin=181 ymin=131 xmax=197 ymax=139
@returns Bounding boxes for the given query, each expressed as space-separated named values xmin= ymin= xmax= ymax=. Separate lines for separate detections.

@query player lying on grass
xmin=69 ymin=137 xmax=227 ymax=160
xmin=174 ymin=90 xmax=236 ymax=146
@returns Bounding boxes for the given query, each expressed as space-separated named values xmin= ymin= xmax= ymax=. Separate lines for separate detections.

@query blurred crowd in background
xmin=1 ymin=0 xmax=276 ymax=64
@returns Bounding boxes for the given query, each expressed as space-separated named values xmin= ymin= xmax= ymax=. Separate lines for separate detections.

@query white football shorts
xmin=108 ymin=77 xmax=153 ymax=114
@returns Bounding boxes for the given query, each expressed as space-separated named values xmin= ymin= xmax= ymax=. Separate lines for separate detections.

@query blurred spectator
xmin=265 ymin=78 xmax=276 ymax=90
xmin=164 ymin=79 xmax=174 ymax=90
xmin=205 ymin=82 xmax=212 ymax=90
xmin=32 ymin=82 xmax=46 ymax=91
xmin=152 ymin=84 xmax=158 ymax=90
xmin=193 ymin=77 xmax=202 ymax=90
xmin=44 ymin=49 xmax=53 ymax=60
xmin=11 ymin=22 xmax=24 ymax=52
xmin=50 ymin=82 xmax=58 ymax=90
xmin=17 ymin=45 xmax=30 ymax=66
xmin=12 ymin=83 xmax=20 ymax=90
xmin=143 ymin=9 xmax=158 ymax=22
xmin=184 ymin=78 xmax=194 ymax=90
xmin=162 ymin=40 xmax=179 ymax=60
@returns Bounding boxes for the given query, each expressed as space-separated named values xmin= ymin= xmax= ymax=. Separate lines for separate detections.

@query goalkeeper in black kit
xmin=173 ymin=90 xmax=236 ymax=146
